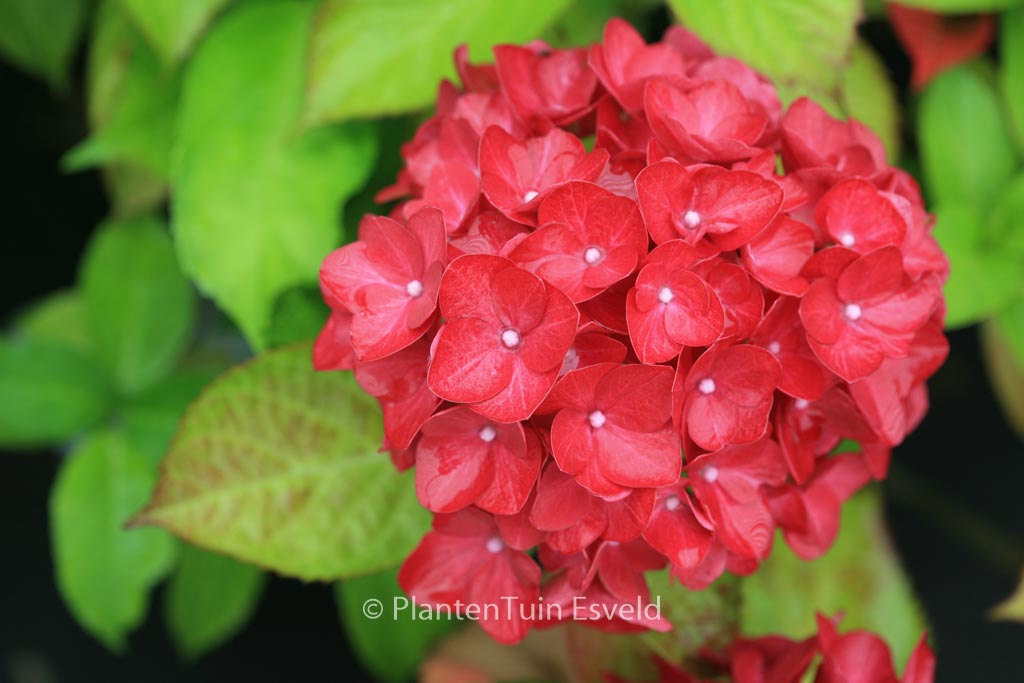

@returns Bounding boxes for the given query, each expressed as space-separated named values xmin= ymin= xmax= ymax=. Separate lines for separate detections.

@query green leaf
xmin=165 ymin=544 xmax=266 ymax=659
xmin=117 ymin=0 xmax=232 ymax=65
xmin=0 ymin=337 xmax=112 ymax=447
xmin=667 ymin=0 xmax=861 ymax=95
xmin=335 ymin=567 xmax=456 ymax=682
xmin=120 ymin=366 xmax=224 ymax=466
xmin=839 ymin=41 xmax=900 ymax=162
xmin=133 ymin=344 xmax=430 ymax=581
xmin=981 ymin=314 xmax=1024 ymax=440
xmin=15 ymin=290 xmax=95 ymax=357
xmin=989 ymin=171 xmax=1024 ymax=257
xmin=918 ymin=64 xmax=1018 ymax=208
xmin=64 ymin=0 xmax=179 ymax=181
xmin=995 ymin=297 xmax=1024 ymax=366
xmin=932 ymin=203 xmax=1022 ymax=328
xmin=890 ymin=0 xmax=1022 ymax=11
xmin=303 ymin=0 xmax=573 ymax=126
xmin=80 ymin=216 xmax=197 ymax=395
xmin=991 ymin=570 xmax=1024 ymax=622
xmin=171 ymin=0 xmax=376 ymax=348
xmin=1002 ymin=6 xmax=1024 ymax=155
xmin=740 ymin=489 xmax=926 ymax=667
xmin=50 ymin=430 xmax=176 ymax=650
xmin=0 ymin=0 xmax=88 ymax=87
xmin=266 ymin=287 xmax=329 ymax=348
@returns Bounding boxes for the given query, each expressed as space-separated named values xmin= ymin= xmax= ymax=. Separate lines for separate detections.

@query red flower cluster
xmin=315 ymin=19 xmax=948 ymax=644
xmin=607 ymin=614 xmax=936 ymax=683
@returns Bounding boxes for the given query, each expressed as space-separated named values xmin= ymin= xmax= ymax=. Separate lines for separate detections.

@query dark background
xmin=2 ymin=14 xmax=1023 ymax=683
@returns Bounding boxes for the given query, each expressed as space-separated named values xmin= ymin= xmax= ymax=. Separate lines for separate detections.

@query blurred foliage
xmin=0 ymin=0 xmax=1023 ymax=675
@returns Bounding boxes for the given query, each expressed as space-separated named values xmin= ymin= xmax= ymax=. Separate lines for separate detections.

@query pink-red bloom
xmin=315 ymin=17 xmax=949 ymax=646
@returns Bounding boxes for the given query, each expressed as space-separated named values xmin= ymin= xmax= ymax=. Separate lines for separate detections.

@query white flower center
xmin=839 ymin=232 xmax=855 ymax=247
xmin=698 ymin=378 xmax=716 ymax=395
xmin=589 ymin=410 xmax=607 ymax=429
xmin=658 ymin=286 xmax=674 ymax=304
xmin=583 ymin=246 xmax=604 ymax=265
xmin=767 ymin=341 xmax=781 ymax=355
xmin=486 ymin=536 xmax=504 ymax=553
xmin=479 ymin=425 xmax=497 ymax=443
xmin=664 ymin=495 xmax=681 ymax=511
xmin=523 ymin=190 xmax=539 ymax=203
xmin=702 ymin=465 xmax=719 ymax=483
xmin=682 ymin=209 xmax=702 ymax=229
xmin=843 ymin=303 xmax=863 ymax=321
xmin=501 ymin=328 xmax=522 ymax=349
xmin=795 ymin=398 xmax=810 ymax=410
xmin=406 ymin=279 xmax=424 ymax=298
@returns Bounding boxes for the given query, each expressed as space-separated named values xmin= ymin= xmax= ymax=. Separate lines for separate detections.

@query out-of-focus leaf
xmin=120 ymin=366 xmax=223 ymax=466
xmin=117 ymin=0 xmax=232 ymax=65
xmin=172 ymin=0 xmax=376 ymax=348
xmin=991 ymin=570 xmax=1024 ymax=622
xmin=741 ymin=489 xmax=926 ymax=666
xmin=839 ymin=41 xmax=901 ymax=162
xmin=933 ymin=204 xmax=1021 ymax=328
xmin=80 ymin=216 xmax=197 ymax=395
xmin=1002 ymin=6 xmax=1024 ymax=154
xmin=918 ymin=64 xmax=1018 ymax=208
xmin=667 ymin=0 xmax=860 ymax=96
xmin=50 ymin=430 xmax=176 ymax=650
xmin=15 ymin=290 xmax=94 ymax=357
xmin=0 ymin=0 xmax=87 ymax=87
xmin=421 ymin=626 xmax=576 ymax=683
xmin=336 ymin=567 xmax=457 ymax=682
xmin=981 ymin=314 xmax=1024 ymax=439
xmin=303 ymin=0 xmax=573 ymax=126
xmin=640 ymin=572 xmax=738 ymax=669
xmin=165 ymin=544 xmax=266 ymax=659
xmin=64 ymin=1 xmax=178 ymax=180
xmin=133 ymin=345 xmax=430 ymax=581
xmin=565 ymin=571 xmax=739 ymax=682
xmin=101 ymin=163 xmax=169 ymax=218
xmin=989 ymin=171 xmax=1024 ymax=257
xmin=893 ymin=0 xmax=1022 ymax=11
xmin=266 ymin=287 xmax=329 ymax=348
xmin=0 ymin=338 xmax=112 ymax=447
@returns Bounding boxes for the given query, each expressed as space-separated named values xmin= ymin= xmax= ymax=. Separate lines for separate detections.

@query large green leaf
xmin=50 ymin=430 xmax=176 ymax=650
xmin=932 ymin=204 xmax=1022 ymax=328
xmin=741 ymin=489 xmax=926 ymax=667
xmin=918 ymin=64 xmax=1018 ymax=208
xmin=667 ymin=0 xmax=860 ymax=96
xmin=335 ymin=567 xmax=456 ymax=682
xmin=165 ymin=544 xmax=266 ymax=659
xmin=117 ymin=0 xmax=232 ymax=65
xmin=172 ymin=0 xmax=376 ymax=348
xmin=0 ymin=337 xmax=112 ymax=447
xmin=303 ymin=0 xmax=573 ymax=126
xmin=80 ymin=216 xmax=197 ymax=395
xmin=839 ymin=41 xmax=900 ymax=162
xmin=133 ymin=344 xmax=430 ymax=581
xmin=0 ymin=0 xmax=88 ymax=87
xmin=1002 ymin=6 xmax=1024 ymax=155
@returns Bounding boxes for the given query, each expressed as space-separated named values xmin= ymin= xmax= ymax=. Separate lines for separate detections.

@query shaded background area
xmin=2 ymin=15 xmax=1023 ymax=683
